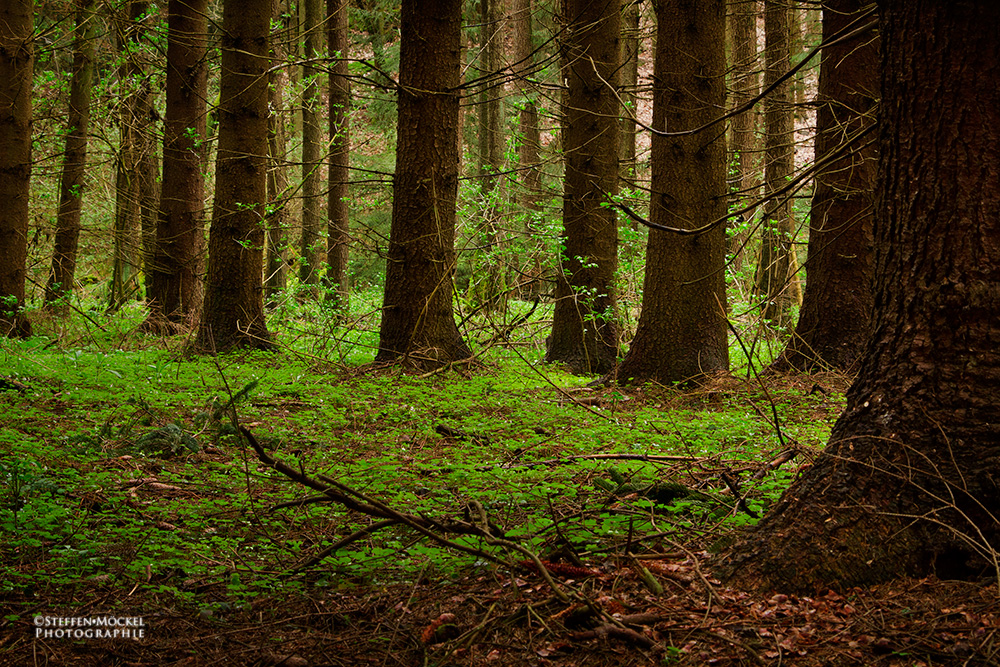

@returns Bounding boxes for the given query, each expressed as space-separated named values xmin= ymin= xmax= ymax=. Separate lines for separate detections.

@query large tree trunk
xmin=614 ymin=0 xmax=728 ymax=385
xmin=0 ymin=0 xmax=33 ymax=337
xmin=754 ymin=0 xmax=801 ymax=326
xmin=146 ymin=0 xmax=208 ymax=329
xmin=298 ymin=0 xmax=324 ymax=295
xmin=196 ymin=0 xmax=273 ymax=352
xmin=773 ymin=0 xmax=877 ymax=372
xmin=728 ymin=0 xmax=760 ymax=273
xmin=45 ymin=0 xmax=98 ymax=313
xmin=546 ymin=0 xmax=620 ymax=376
xmin=717 ymin=0 xmax=1000 ymax=593
xmin=375 ymin=0 xmax=472 ymax=367
xmin=265 ymin=0 xmax=291 ymax=303
xmin=325 ymin=0 xmax=350 ymax=309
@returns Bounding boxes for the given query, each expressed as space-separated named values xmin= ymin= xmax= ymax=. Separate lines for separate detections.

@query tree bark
xmin=511 ymin=0 xmax=540 ymax=202
xmin=298 ymin=0 xmax=324 ymax=294
xmin=754 ymin=0 xmax=801 ymax=326
xmin=197 ymin=0 xmax=273 ymax=352
xmin=138 ymin=134 xmax=160 ymax=301
xmin=375 ymin=0 xmax=472 ymax=367
xmin=472 ymin=0 xmax=508 ymax=312
xmin=146 ymin=0 xmax=208 ymax=329
xmin=0 ymin=0 xmax=33 ymax=337
xmin=717 ymin=0 xmax=1000 ymax=593
xmin=326 ymin=0 xmax=350 ymax=308
xmin=510 ymin=0 xmax=543 ymax=297
xmin=265 ymin=0 xmax=291 ymax=303
xmin=773 ymin=0 xmax=877 ymax=372
xmin=45 ymin=0 xmax=99 ymax=313
xmin=109 ymin=1 xmax=155 ymax=312
xmin=728 ymin=0 xmax=760 ymax=273
xmin=546 ymin=0 xmax=620 ymax=375
xmin=614 ymin=0 xmax=728 ymax=385
xmin=619 ymin=0 xmax=640 ymax=183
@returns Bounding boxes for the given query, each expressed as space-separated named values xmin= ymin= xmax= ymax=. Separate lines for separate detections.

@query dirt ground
xmin=5 ymin=554 xmax=999 ymax=666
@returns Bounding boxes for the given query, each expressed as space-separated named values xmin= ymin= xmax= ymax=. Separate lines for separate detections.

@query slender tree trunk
xmin=755 ymin=0 xmax=801 ymax=326
xmin=197 ymin=0 xmax=273 ymax=352
xmin=619 ymin=0 xmax=640 ymax=184
xmin=728 ymin=0 xmax=760 ymax=273
xmin=510 ymin=0 xmax=542 ymax=297
xmin=375 ymin=0 xmax=472 ymax=367
xmin=477 ymin=0 xmax=505 ymax=191
xmin=774 ymin=0 xmax=877 ymax=372
xmin=326 ymin=0 xmax=350 ymax=308
xmin=472 ymin=0 xmax=508 ymax=312
xmin=0 ymin=0 xmax=33 ymax=337
xmin=718 ymin=0 xmax=1000 ymax=593
xmin=109 ymin=1 xmax=155 ymax=312
xmin=146 ymin=0 xmax=208 ymax=330
xmin=298 ymin=0 xmax=324 ymax=294
xmin=265 ymin=0 xmax=291 ymax=303
xmin=512 ymin=0 xmax=540 ymax=201
xmin=139 ymin=137 xmax=160 ymax=300
xmin=614 ymin=0 xmax=728 ymax=385
xmin=546 ymin=0 xmax=621 ymax=375
xmin=45 ymin=0 xmax=98 ymax=313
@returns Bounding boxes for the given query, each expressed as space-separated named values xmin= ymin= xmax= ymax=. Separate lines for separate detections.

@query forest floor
xmin=2 ymin=306 xmax=999 ymax=666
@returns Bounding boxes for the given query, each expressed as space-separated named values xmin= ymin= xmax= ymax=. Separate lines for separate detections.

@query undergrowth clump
xmin=0 ymin=288 xmax=847 ymax=616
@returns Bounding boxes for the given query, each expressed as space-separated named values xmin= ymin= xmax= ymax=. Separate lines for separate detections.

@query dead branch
xmin=752 ymin=448 xmax=799 ymax=481
xmin=240 ymin=425 xmax=508 ymax=566
xmin=294 ymin=519 xmax=399 ymax=571
xmin=570 ymin=624 xmax=657 ymax=648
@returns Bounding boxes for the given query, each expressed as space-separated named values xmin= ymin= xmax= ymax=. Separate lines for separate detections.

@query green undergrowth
xmin=0 ymin=294 xmax=848 ymax=618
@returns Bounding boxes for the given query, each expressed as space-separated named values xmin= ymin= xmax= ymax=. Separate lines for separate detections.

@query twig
xmin=294 ymin=519 xmax=399 ymax=571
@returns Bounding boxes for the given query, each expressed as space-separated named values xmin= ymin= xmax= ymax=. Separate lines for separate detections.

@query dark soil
xmin=6 ymin=560 xmax=999 ymax=666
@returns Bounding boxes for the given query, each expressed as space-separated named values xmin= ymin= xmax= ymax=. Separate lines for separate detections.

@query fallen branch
xmin=490 ymin=452 xmax=707 ymax=471
xmin=294 ymin=519 xmax=399 ymax=571
xmin=241 ymin=425 xmax=575 ymax=602
xmin=752 ymin=448 xmax=799 ymax=481
xmin=570 ymin=624 xmax=657 ymax=649
xmin=240 ymin=426 xmax=507 ymax=566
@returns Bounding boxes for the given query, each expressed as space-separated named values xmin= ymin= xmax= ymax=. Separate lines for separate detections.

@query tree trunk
xmin=472 ymin=0 xmax=508 ymax=312
xmin=0 ymin=0 xmax=33 ymax=337
xmin=375 ymin=0 xmax=472 ymax=367
xmin=773 ymin=0 xmax=877 ymax=372
xmin=298 ymin=0 xmax=324 ymax=295
xmin=109 ymin=1 xmax=155 ymax=312
xmin=510 ymin=0 xmax=542 ymax=297
xmin=614 ymin=0 xmax=728 ymax=385
xmin=138 ymin=136 xmax=160 ymax=301
xmin=197 ymin=0 xmax=273 ymax=352
xmin=146 ymin=0 xmax=208 ymax=329
xmin=325 ymin=0 xmax=350 ymax=309
xmin=717 ymin=0 xmax=1000 ymax=593
xmin=546 ymin=0 xmax=620 ymax=376
xmin=754 ymin=0 xmax=801 ymax=326
xmin=265 ymin=0 xmax=291 ymax=303
xmin=619 ymin=0 xmax=640 ymax=183
xmin=728 ymin=0 xmax=760 ymax=273
xmin=512 ymin=0 xmax=540 ymax=201
xmin=45 ymin=0 xmax=98 ymax=313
